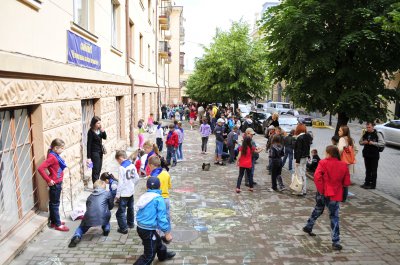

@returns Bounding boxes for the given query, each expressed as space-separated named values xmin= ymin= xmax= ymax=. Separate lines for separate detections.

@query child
xmin=115 ymin=150 xmax=139 ymax=234
xmin=143 ymin=140 xmax=160 ymax=176
xmin=214 ymin=118 xmax=226 ymax=165
xmin=176 ymin=121 xmax=184 ymax=161
xmin=199 ymin=118 xmax=211 ymax=154
xmin=269 ymin=134 xmax=285 ymax=192
xmin=129 ymin=149 xmax=143 ymax=175
xmin=236 ymin=136 xmax=262 ymax=193
xmin=134 ymin=177 xmax=175 ymax=264
xmin=331 ymin=135 xmax=339 ymax=146
xmin=155 ymin=121 xmax=164 ymax=152
xmin=148 ymin=156 xmax=172 ymax=241
xmin=189 ymin=108 xmax=197 ymax=130
xmin=100 ymin=172 xmax=118 ymax=203
xmin=138 ymin=119 xmax=145 ymax=149
xmin=282 ymin=129 xmax=296 ymax=172
xmin=227 ymin=126 xmax=239 ymax=163
xmin=38 ymin=138 xmax=69 ymax=232
xmin=165 ymin=124 xmax=179 ymax=167
xmin=68 ymin=180 xmax=113 ymax=247
xmin=306 ymin=149 xmax=321 ymax=173
xmin=147 ymin=113 xmax=154 ymax=134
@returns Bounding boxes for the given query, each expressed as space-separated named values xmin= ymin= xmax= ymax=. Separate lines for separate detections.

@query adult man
xmin=161 ymin=105 xmax=167 ymax=119
xmin=359 ymin=122 xmax=385 ymax=189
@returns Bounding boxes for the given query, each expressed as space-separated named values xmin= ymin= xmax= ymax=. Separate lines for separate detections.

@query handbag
xmin=342 ymin=187 xmax=349 ymax=202
xmin=341 ymin=145 xmax=355 ymax=165
xmin=290 ymin=171 xmax=303 ymax=193
xmin=101 ymin=144 xmax=107 ymax=155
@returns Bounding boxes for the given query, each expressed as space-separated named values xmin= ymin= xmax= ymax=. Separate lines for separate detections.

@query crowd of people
xmin=35 ymin=105 xmax=385 ymax=259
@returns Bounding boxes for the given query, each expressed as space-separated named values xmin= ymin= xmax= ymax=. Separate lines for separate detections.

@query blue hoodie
xmin=135 ymin=189 xmax=170 ymax=232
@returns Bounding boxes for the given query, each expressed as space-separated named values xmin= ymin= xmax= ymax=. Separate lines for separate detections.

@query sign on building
xmin=67 ymin=31 xmax=101 ymax=70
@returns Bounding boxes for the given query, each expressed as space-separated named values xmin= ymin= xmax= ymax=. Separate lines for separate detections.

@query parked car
xmin=247 ymin=111 xmax=271 ymax=134
xmin=375 ymin=120 xmax=400 ymax=147
xmin=238 ymin=104 xmax=251 ymax=118
xmin=256 ymin=101 xmax=292 ymax=114
xmin=286 ymin=109 xmax=314 ymax=126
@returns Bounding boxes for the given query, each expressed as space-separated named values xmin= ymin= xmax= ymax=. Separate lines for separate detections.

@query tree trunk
xmin=335 ymin=112 xmax=349 ymax=136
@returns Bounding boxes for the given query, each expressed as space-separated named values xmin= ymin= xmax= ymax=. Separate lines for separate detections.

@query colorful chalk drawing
xmin=192 ymin=208 xmax=236 ymax=219
xmin=206 ymin=219 xmax=241 ymax=233
xmin=173 ymin=187 xmax=196 ymax=193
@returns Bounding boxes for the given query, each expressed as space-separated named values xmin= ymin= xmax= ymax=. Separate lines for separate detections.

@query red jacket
xmin=314 ymin=158 xmax=351 ymax=202
xmin=38 ymin=153 xmax=64 ymax=184
xmin=166 ymin=131 xmax=179 ymax=148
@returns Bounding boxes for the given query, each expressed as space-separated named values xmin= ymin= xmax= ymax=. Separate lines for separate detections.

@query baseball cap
xmin=217 ymin=118 xmax=225 ymax=123
xmin=245 ymin=128 xmax=256 ymax=135
xmin=147 ymin=176 xmax=160 ymax=190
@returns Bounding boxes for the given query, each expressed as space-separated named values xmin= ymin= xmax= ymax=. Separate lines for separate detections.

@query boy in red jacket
xmin=165 ymin=124 xmax=178 ymax=167
xmin=302 ymin=145 xmax=351 ymax=251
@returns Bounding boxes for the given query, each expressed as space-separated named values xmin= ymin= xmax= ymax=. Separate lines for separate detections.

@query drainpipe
xmin=125 ymin=0 xmax=135 ymax=147
xmin=155 ymin=0 xmax=161 ymax=120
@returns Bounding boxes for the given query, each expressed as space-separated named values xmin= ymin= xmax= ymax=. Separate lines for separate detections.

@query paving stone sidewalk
xmin=11 ymin=122 xmax=400 ymax=265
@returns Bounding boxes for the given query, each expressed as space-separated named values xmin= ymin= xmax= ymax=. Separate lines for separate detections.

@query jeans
xmin=156 ymin=138 xmax=163 ymax=152
xmin=245 ymin=159 xmax=255 ymax=185
xmin=282 ymin=147 xmax=293 ymax=171
xmin=215 ymin=140 xmax=224 ymax=156
xmin=133 ymin=227 xmax=167 ymax=265
xmin=116 ymin=196 xmax=134 ymax=231
xmin=74 ymin=223 xmax=110 ymax=238
xmin=177 ymin=143 xmax=183 ymax=160
xmin=271 ymin=162 xmax=283 ymax=190
xmin=364 ymin=157 xmax=379 ymax=188
xmin=211 ymin=118 xmax=217 ymax=131
xmin=201 ymin=136 xmax=209 ymax=152
xmin=49 ymin=182 xmax=62 ymax=226
xmin=162 ymin=111 xmax=167 ymax=119
xmin=228 ymin=145 xmax=235 ymax=163
xmin=166 ymin=145 xmax=177 ymax=165
xmin=91 ymin=152 xmax=103 ymax=184
xmin=237 ymin=167 xmax=253 ymax=189
xmin=305 ymin=192 xmax=340 ymax=245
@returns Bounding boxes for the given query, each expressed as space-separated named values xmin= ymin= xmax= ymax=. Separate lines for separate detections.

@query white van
xmin=256 ymin=101 xmax=292 ymax=114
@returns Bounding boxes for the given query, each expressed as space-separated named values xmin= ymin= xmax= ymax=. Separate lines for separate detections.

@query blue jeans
xmin=282 ymin=147 xmax=293 ymax=171
xmin=166 ymin=145 xmax=177 ymax=165
xmin=116 ymin=196 xmax=134 ymax=231
xmin=211 ymin=118 xmax=217 ymax=131
xmin=305 ymin=192 xmax=340 ymax=245
xmin=49 ymin=182 xmax=62 ymax=226
xmin=177 ymin=143 xmax=183 ymax=160
xmin=215 ymin=140 xmax=224 ymax=156
xmin=74 ymin=223 xmax=110 ymax=238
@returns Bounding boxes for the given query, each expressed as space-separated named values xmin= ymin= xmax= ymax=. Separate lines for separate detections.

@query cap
xmin=245 ymin=128 xmax=256 ymax=135
xmin=217 ymin=118 xmax=225 ymax=123
xmin=146 ymin=176 xmax=160 ymax=190
xmin=268 ymin=125 xmax=276 ymax=130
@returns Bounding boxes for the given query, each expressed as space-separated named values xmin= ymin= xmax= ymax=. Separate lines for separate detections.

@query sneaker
xmin=161 ymin=235 xmax=172 ymax=244
xmin=235 ymin=188 xmax=241 ymax=193
xmin=332 ymin=244 xmax=343 ymax=251
xmin=248 ymin=188 xmax=254 ymax=192
xmin=68 ymin=236 xmax=81 ymax=248
xmin=268 ymin=188 xmax=277 ymax=192
xmin=159 ymin=251 xmax=176 ymax=261
xmin=103 ymin=230 xmax=110 ymax=237
xmin=253 ymin=182 xmax=258 ymax=186
xmin=117 ymin=228 xmax=128 ymax=234
xmin=302 ymin=227 xmax=316 ymax=236
xmin=55 ymin=225 xmax=69 ymax=232
xmin=218 ymin=162 xmax=225 ymax=166
xmin=50 ymin=221 xmax=65 ymax=228
xmin=278 ymin=186 xmax=286 ymax=191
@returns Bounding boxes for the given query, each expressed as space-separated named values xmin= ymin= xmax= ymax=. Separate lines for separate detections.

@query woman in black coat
xmin=87 ymin=116 xmax=107 ymax=184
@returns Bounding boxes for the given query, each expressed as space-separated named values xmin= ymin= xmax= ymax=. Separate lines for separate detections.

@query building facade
xmin=0 ymin=0 xmax=184 ymax=254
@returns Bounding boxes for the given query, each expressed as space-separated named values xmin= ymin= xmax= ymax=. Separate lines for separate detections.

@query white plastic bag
xmin=290 ymin=172 xmax=303 ymax=193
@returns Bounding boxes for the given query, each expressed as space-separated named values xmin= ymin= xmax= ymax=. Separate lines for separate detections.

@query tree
xmin=186 ymin=22 xmax=270 ymax=109
xmin=259 ymin=0 xmax=400 ymax=133
xmin=375 ymin=3 xmax=400 ymax=33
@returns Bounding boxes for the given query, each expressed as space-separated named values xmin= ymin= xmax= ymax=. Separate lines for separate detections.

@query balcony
xmin=159 ymin=6 xmax=171 ymax=30
xmin=159 ymin=41 xmax=170 ymax=59
xmin=164 ymin=30 xmax=172 ymax=40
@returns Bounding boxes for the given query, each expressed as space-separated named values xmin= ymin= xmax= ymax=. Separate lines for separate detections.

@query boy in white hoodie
xmin=133 ymin=177 xmax=175 ymax=264
xmin=115 ymin=150 xmax=139 ymax=234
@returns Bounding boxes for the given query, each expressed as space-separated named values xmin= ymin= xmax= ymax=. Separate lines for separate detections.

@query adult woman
xmin=337 ymin=125 xmax=357 ymax=178
xmin=267 ymin=113 xmax=280 ymax=127
xmin=302 ymin=145 xmax=351 ymax=251
xmin=143 ymin=140 xmax=160 ymax=176
xmin=293 ymin=123 xmax=312 ymax=195
xmin=87 ymin=116 xmax=107 ymax=184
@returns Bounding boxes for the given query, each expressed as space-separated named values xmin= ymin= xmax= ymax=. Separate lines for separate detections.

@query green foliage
xmin=260 ymin=0 xmax=400 ymax=123
xmin=375 ymin=3 xmax=400 ymax=33
xmin=186 ymin=22 xmax=270 ymax=104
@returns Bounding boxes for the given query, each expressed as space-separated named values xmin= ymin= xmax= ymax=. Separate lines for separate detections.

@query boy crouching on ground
xmin=133 ymin=177 xmax=175 ymax=264
xmin=68 ymin=180 xmax=113 ymax=247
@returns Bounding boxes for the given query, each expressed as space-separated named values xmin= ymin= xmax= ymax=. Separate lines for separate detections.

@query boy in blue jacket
xmin=133 ymin=177 xmax=175 ymax=264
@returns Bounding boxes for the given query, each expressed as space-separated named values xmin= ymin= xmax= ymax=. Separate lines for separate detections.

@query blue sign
xmin=67 ymin=30 xmax=101 ymax=70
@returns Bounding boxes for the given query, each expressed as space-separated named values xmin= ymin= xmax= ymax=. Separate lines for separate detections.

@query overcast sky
xmin=175 ymin=0 xmax=270 ymax=71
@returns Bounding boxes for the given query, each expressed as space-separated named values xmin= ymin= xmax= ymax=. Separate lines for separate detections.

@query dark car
xmin=248 ymin=111 xmax=271 ymax=134
xmin=286 ymin=109 xmax=313 ymax=126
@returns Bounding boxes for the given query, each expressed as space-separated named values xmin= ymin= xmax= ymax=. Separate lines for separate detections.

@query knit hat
xmin=147 ymin=176 xmax=160 ymax=190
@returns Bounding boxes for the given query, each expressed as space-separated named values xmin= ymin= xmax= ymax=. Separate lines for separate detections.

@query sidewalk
xmin=10 ymin=121 xmax=400 ymax=265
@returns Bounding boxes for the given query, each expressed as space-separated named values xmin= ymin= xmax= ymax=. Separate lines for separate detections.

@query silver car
xmin=375 ymin=120 xmax=400 ymax=147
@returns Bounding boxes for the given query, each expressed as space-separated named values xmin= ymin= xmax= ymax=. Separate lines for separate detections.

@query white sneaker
xmin=268 ymin=188 xmax=276 ymax=192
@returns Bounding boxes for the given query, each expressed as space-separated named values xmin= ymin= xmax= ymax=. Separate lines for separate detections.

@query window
xmin=385 ymin=121 xmax=400 ymax=129
xmin=147 ymin=0 xmax=152 ymax=25
xmin=111 ymin=0 xmax=120 ymax=48
xmin=148 ymin=44 xmax=151 ymax=70
xmin=73 ymin=0 xmax=89 ymax=30
xmin=139 ymin=34 xmax=143 ymax=66
xmin=129 ymin=21 xmax=135 ymax=60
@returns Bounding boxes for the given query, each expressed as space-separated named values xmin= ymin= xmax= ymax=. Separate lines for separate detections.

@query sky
xmin=174 ymin=0 xmax=274 ymax=71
